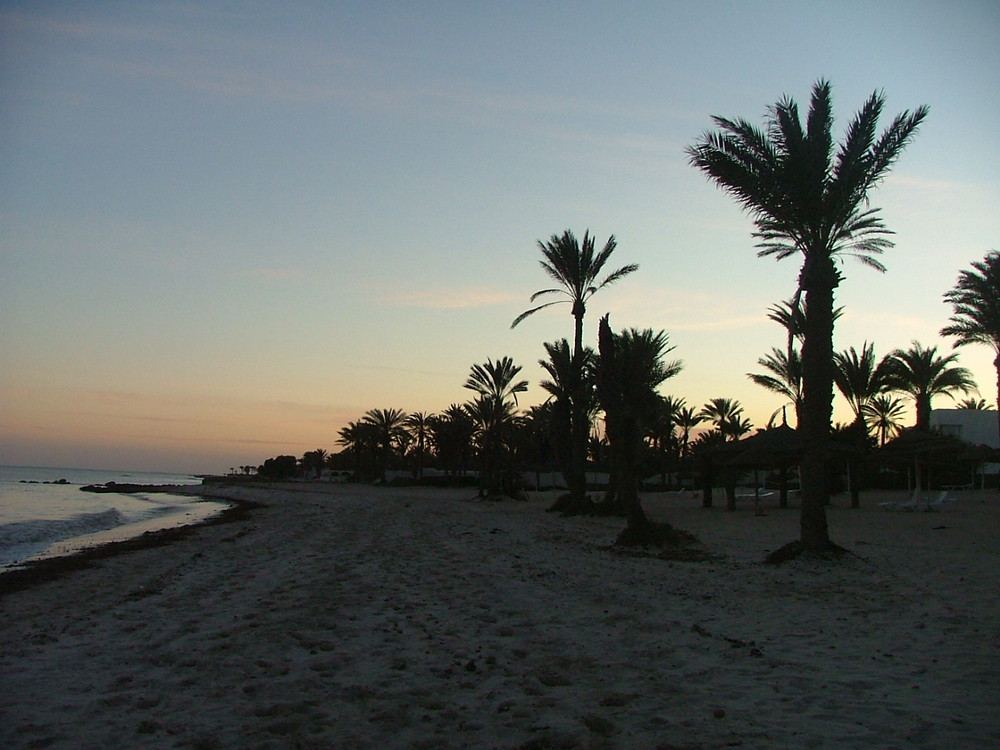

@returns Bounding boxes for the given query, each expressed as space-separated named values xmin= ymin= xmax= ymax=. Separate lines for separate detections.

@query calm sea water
xmin=0 ymin=466 xmax=228 ymax=570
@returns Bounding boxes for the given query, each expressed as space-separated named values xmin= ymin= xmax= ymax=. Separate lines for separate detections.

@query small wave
xmin=0 ymin=508 xmax=130 ymax=549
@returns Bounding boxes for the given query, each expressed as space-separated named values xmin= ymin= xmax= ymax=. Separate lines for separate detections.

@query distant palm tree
xmin=766 ymin=297 xmax=807 ymax=342
xmin=833 ymin=342 xmax=894 ymax=431
xmin=596 ymin=315 xmax=682 ymax=540
xmin=405 ymin=411 xmax=434 ymax=479
xmin=832 ymin=343 xmax=892 ymax=507
xmin=430 ymin=405 xmax=476 ymax=479
xmin=512 ymin=229 xmax=638 ymax=358
xmin=301 ymin=448 xmax=328 ymax=479
xmin=519 ymin=402 xmax=557 ymax=487
xmin=464 ymin=357 xmax=528 ymax=497
xmin=748 ymin=347 xmax=803 ymax=426
xmin=941 ymin=251 xmax=1000 ymax=446
xmin=727 ymin=415 xmax=754 ymax=441
xmin=648 ymin=395 xmax=685 ymax=486
xmin=885 ymin=342 xmax=976 ymax=432
xmin=956 ymin=397 xmax=993 ymax=410
xmin=464 ymin=356 xmax=529 ymax=406
xmin=674 ymin=404 xmax=704 ymax=458
xmin=862 ymin=394 xmax=907 ymax=447
xmin=337 ymin=420 xmax=379 ymax=479
xmin=688 ymin=79 xmax=927 ymax=556
xmin=767 ymin=297 xmax=842 ymax=363
xmin=539 ymin=339 xmax=596 ymax=506
xmin=698 ymin=398 xmax=750 ymax=442
xmin=362 ymin=408 xmax=409 ymax=481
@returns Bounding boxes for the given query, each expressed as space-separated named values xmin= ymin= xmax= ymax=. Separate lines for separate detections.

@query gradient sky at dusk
xmin=2 ymin=1 xmax=998 ymax=473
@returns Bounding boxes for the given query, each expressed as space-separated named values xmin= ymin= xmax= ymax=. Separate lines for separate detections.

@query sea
xmin=0 ymin=465 xmax=230 ymax=571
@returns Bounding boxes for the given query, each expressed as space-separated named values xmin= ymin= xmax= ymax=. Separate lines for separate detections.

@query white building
xmin=930 ymin=409 xmax=1000 ymax=448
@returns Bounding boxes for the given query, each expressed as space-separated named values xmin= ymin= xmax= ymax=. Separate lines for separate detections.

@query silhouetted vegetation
xmin=942 ymin=250 xmax=1000 ymax=445
xmin=238 ymin=83 xmax=1000 ymax=564
xmin=688 ymin=79 xmax=928 ymax=558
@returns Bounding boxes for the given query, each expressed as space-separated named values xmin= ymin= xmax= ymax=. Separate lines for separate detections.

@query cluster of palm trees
xmin=250 ymin=81 xmax=1000 ymax=558
xmin=749 ymin=299 xmax=982 ymax=446
xmin=687 ymin=80 xmax=999 ymax=557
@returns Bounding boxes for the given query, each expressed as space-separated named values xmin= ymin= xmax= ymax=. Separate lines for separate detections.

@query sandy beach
xmin=1 ymin=483 xmax=997 ymax=749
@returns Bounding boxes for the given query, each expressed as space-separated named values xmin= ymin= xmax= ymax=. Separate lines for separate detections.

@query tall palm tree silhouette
xmin=698 ymin=397 xmax=749 ymax=442
xmin=833 ymin=342 xmax=894 ymax=433
xmin=688 ymin=80 xmax=927 ymax=556
xmin=539 ymin=339 xmax=596 ymax=506
xmin=885 ymin=342 xmax=976 ymax=432
xmin=596 ymin=315 xmax=682 ymax=541
xmin=464 ymin=357 xmax=528 ymax=497
xmin=863 ymin=395 xmax=907 ymax=447
xmin=941 ymin=251 xmax=1000 ymax=446
xmin=512 ymin=229 xmax=638 ymax=359
xmin=748 ymin=348 xmax=802 ymax=426
xmin=362 ymin=408 xmax=408 ymax=482
xmin=405 ymin=412 xmax=433 ymax=479
xmin=674 ymin=404 xmax=704 ymax=459
xmin=513 ymin=229 xmax=636 ymax=508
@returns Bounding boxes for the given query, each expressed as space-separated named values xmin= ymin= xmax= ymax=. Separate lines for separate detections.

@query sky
xmin=1 ymin=1 xmax=998 ymax=474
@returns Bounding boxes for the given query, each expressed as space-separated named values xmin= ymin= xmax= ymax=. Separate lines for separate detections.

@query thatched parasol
xmin=876 ymin=428 xmax=968 ymax=492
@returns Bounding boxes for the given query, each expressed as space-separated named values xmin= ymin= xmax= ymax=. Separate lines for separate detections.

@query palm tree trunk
xmin=569 ymin=313 xmax=588 ymax=507
xmin=572 ymin=305 xmax=585 ymax=362
xmin=798 ymin=261 xmax=837 ymax=552
xmin=994 ymin=354 xmax=1000 ymax=449
xmin=619 ymin=422 xmax=648 ymax=530
xmin=569 ymin=409 xmax=588 ymax=503
xmin=916 ymin=395 xmax=931 ymax=432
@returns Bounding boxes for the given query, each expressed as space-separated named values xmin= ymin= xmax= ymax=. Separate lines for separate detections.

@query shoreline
xmin=0 ymin=485 xmax=257 ymax=596
xmin=1 ymin=483 xmax=997 ymax=748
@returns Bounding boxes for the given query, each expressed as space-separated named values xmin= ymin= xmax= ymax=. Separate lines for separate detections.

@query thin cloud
xmin=230 ymin=267 xmax=313 ymax=284
xmin=379 ymin=286 xmax=517 ymax=309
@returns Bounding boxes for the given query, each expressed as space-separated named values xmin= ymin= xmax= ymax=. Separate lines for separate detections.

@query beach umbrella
xmin=957 ymin=443 xmax=1000 ymax=489
xmin=724 ymin=425 xmax=805 ymax=508
xmin=876 ymin=428 xmax=966 ymax=492
xmin=727 ymin=423 xmax=803 ymax=467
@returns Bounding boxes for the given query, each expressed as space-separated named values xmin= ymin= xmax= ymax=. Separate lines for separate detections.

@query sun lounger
xmin=921 ymin=491 xmax=957 ymax=511
xmin=878 ymin=490 xmax=955 ymax=513
xmin=881 ymin=491 xmax=957 ymax=512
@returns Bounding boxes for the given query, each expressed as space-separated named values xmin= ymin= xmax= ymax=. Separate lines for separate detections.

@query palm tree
xmin=512 ymin=229 xmax=638 ymax=358
xmin=674 ymin=404 xmax=704 ymax=459
xmin=362 ymin=408 xmax=409 ymax=482
xmin=464 ymin=356 xmax=529 ymax=406
xmin=832 ymin=342 xmax=892 ymax=507
xmin=648 ymin=395 xmax=685 ymax=487
xmin=404 ymin=411 xmax=434 ymax=479
xmin=688 ymin=79 xmax=928 ymax=556
xmin=430 ymin=405 xmax=476 ymax=479
xmin=863 ymin=394 xmax=907 ymax=447
xmin=539 ymin=339 xmax=596 ymax=508
xmin=301 ymin=448 xmax=328 ymax=479
xmin=337 ymin=420 xmax=380 ymax=479
xmin=767 ymin=297 xmax=807 ymax=341
xmin=956 ymin=397 xmax=993 ymax=410
xmin=760 ymin=297 xmax=842 ymax=427
xmin=885 ymin=342 xmax=976 ymax=432
xmin=698 ymin=398 xmax=749 ymax=442
xmin=463 ymin=357 xmax=528 ymax=497
xmin=833 ymin=343 xmax=894 ymax=430
xmin=941 ymin=251 xmax=1000 ymax=446
xmin=513 ymin=230 xmax=636 ymax=508
xmin=595 ymin=315 xmax=683 ymax=542
xmin=748 ymin=347 xmax=803 ymax=426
